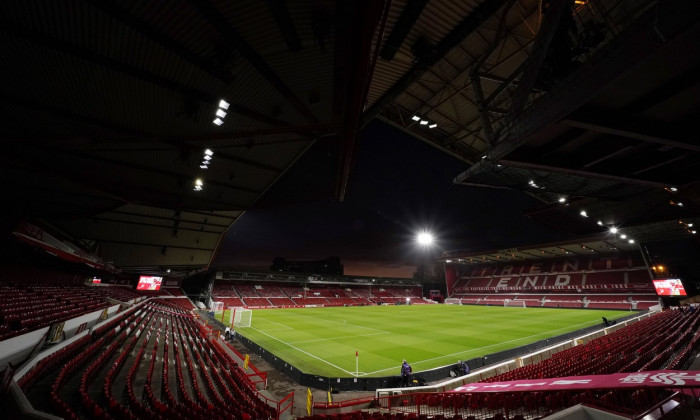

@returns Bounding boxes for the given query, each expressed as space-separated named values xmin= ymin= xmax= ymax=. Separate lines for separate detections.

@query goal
xmin=229 ymin=307 xmax=252 ymax=327
xmin=504 ymin=300 xmax=526 ymax=308
xmin=212 ymin=301 xmax=225 ymax=314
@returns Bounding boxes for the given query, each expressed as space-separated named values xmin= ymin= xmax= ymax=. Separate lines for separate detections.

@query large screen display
xmin=652 ymin=278 xmax=687 ymax=296
xmin=137 ymin=276 xmax=163 ymax=291
xmin=91 ymin=277 xmax=101 ymax=284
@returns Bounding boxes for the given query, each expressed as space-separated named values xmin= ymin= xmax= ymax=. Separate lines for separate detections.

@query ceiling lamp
xmin=411 ymin=115 xmax=421 ymax=121
xmin=580 ymin=210 xmax=588 ymax=217
xmin=194 ymin=178 xmax=204 ymax=191
xmin=213 ymin=99 xmax=230 ymax=125
xmin=609 ymin=227 xmax=618 ymax=234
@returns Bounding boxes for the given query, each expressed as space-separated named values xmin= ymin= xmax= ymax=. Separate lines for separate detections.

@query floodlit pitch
xmin=222 ymin=304 xmax=631 ymax=378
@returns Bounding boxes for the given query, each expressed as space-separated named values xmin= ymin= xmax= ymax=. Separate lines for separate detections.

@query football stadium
xmin=2 ymin=1 xmax=700 ymax=419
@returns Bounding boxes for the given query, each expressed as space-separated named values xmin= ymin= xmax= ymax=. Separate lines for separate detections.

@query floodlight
xmin=609 ymin=227 xmax=618 ymax=234
xmin=597 ymin=220 xmax=603 ymax=226
xmin=216 ymin=109 xmax=227 ymax=118
xmin=428 ymin=123 xmax=437 ymax=129
xmin=200 ymin=165 xmax=208 ymax=169
xmin=419 ymin=120 xmax=429 ymax=125
xmin=213 ymin=118 xmax=223 ymax=126
xmin=193 ymin=185 xmax=203 ymax=191
xmin=580 ymin=210 xmax=588 ymax=217
xmin=203 ymin=155 xmax=212 ymax=161
xmin=688 ymin=223 xmax=694 ymax=227
xmin=620 ymin=234 xmax=627 ymax=239
xmin=411 ymin=115 xmax=421 ymax=121
xmin=166 ymin=269 xmax=171 ymax=273
xmin=692 ymin=230 xmax=697 ymax=234
xmin=628 ymin=239 xmax=635 ymax=244
xmin=669 ymin=187 xmax=678 ymax=192
xmin=558 ymin=197 xmax=566 ymax=203
xmin=678 ymin=202 xmax=684 ymax=207
xmin=195 ymin=178 xmax=203 ymax=186
xmin=219 ymin=99 xmax=230 ymax=109
xmin=204 ymin=149 xmax=214 ymax=156
xmin=416 ymin=232 xmax=434 ymax=246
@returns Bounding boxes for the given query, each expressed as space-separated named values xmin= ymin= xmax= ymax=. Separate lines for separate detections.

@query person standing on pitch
xmin=400 ymin=359 xmax=412 ymax=387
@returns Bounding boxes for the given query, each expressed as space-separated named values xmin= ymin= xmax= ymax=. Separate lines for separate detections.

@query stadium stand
xmin=16 ymin=299 xmax=278 ymax=420
xmin=445 ymin=254 xmax=659 ymax=311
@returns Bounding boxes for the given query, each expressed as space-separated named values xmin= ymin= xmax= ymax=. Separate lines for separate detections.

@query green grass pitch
xmin=222 ymin=305 xmax=632 ymax=378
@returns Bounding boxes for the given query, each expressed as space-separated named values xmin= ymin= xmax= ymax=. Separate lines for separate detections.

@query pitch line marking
xmin=286 ymin=312 xmax=392 ymax=334
xmin=254 ymin=318 xmax=294 ymax=331
xmin=360 ymin=318 xmax=605 ymax=377
xmin=250 ymin=326 xmax=354 ymax=376
xmin=288 ymin=331 xmax=390 ymax=345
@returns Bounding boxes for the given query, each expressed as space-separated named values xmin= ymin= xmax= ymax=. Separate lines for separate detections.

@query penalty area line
xmin=288 ymin=331 xmax=390 ymax=345
xmin=250 ymin=326 xmax=355 ymax=376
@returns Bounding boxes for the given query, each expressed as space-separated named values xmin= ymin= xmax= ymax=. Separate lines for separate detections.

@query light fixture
xmin=620 ymin=234 xmax=627 ymax=239
xmin=419 ymin=120 xmax=429 ymax=125
xmin=597 ymin=220 xmax=603 ymax=226
xmin=692 ymin=230 xmax=697 ymax=234
xmin=559 ymin=197 xmax=567 ymax=203
xmin=416 ymin=232 xmax=434 ymax=246
xmin=428 ymin=123 xmax=437 ymax=129
xmin=166 ymin=269 xmax=171 ymax=273
xmin=580 ymin=210 xmax=588 ymax=217
xmin=688 ymin=223 xmax=694 ymax=227
xmin=203 ymin=155 xmax=212 ymax=161
xmin=628 ymin=239 xmax=635 ymax=244
xmin=219 ymin=99 xmax=230 ymax=110
xmin=609 ymin=227 xmax=618 ymax=234
xmin=200 ymin=165 xmax=208 ymax=169
xmin=669 ymin=187 xmax=678 ymax=192
xmin=411 ymin=115 xmax=421 ymax=121
xmin=216 ymin=109 xmax=227 ymax=118
xmin=204 ymin=149 xmax=214 ymax=156
xmin=678 ymin=202 xmax=684 ymax=207
xmin=213 ymin=118 xmax=223 ymax=126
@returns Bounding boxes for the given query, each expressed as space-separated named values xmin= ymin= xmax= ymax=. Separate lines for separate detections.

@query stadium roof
xmin=1 ymin=0 xmax=699 ymax=278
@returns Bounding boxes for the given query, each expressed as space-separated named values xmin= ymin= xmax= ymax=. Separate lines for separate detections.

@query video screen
xmin=136 ymin=276 xmax=163 ymax=291
xmin=652 ymin=278 xmax=687 ymax=296
xmin=91 ymin=277 xmax=101 ymax=284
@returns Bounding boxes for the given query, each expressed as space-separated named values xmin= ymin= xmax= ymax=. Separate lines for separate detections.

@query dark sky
xmin=213 ymin=121 xmax=568 ymax=277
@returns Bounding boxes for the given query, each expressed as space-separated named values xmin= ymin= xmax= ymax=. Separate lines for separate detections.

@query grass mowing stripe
xmin=250 ymin=325 xmax=356 ymax=376
xmin=362 ymin=317 xmax=611 ymax=376
xmin=231 ymin=305 xmax=633 ymax=377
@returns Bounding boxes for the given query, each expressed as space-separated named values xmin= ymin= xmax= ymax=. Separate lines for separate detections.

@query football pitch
xmin=222 ymin=305 xmax=632 ymax=378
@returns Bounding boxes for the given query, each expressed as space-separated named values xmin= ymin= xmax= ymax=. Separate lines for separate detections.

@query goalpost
xmin=504 ymin=300 xmax=526 ymax=308
xmin=212 ymin=301 xmax=226 ymax=323
xmin=229 ymin=307 xmax=252 ymax=327
xmin=212 ymin=301 xmax=225 ymax=313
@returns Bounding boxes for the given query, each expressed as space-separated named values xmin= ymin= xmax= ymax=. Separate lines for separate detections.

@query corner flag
xmin=355 ymin=350 xmax=359 ymax=376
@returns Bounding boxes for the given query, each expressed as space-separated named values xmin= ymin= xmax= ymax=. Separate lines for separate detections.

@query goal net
xmin=504 ymin=300 xmax=526 ymax=308
xmin=212 ymin=301 xmax=225 ymax=314
xmin=229 ymin=307 xmax=252 ymax=327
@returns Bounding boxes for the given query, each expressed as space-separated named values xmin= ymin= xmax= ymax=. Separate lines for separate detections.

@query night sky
xmin=213 ymin=121 xmax=568 ymax=277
